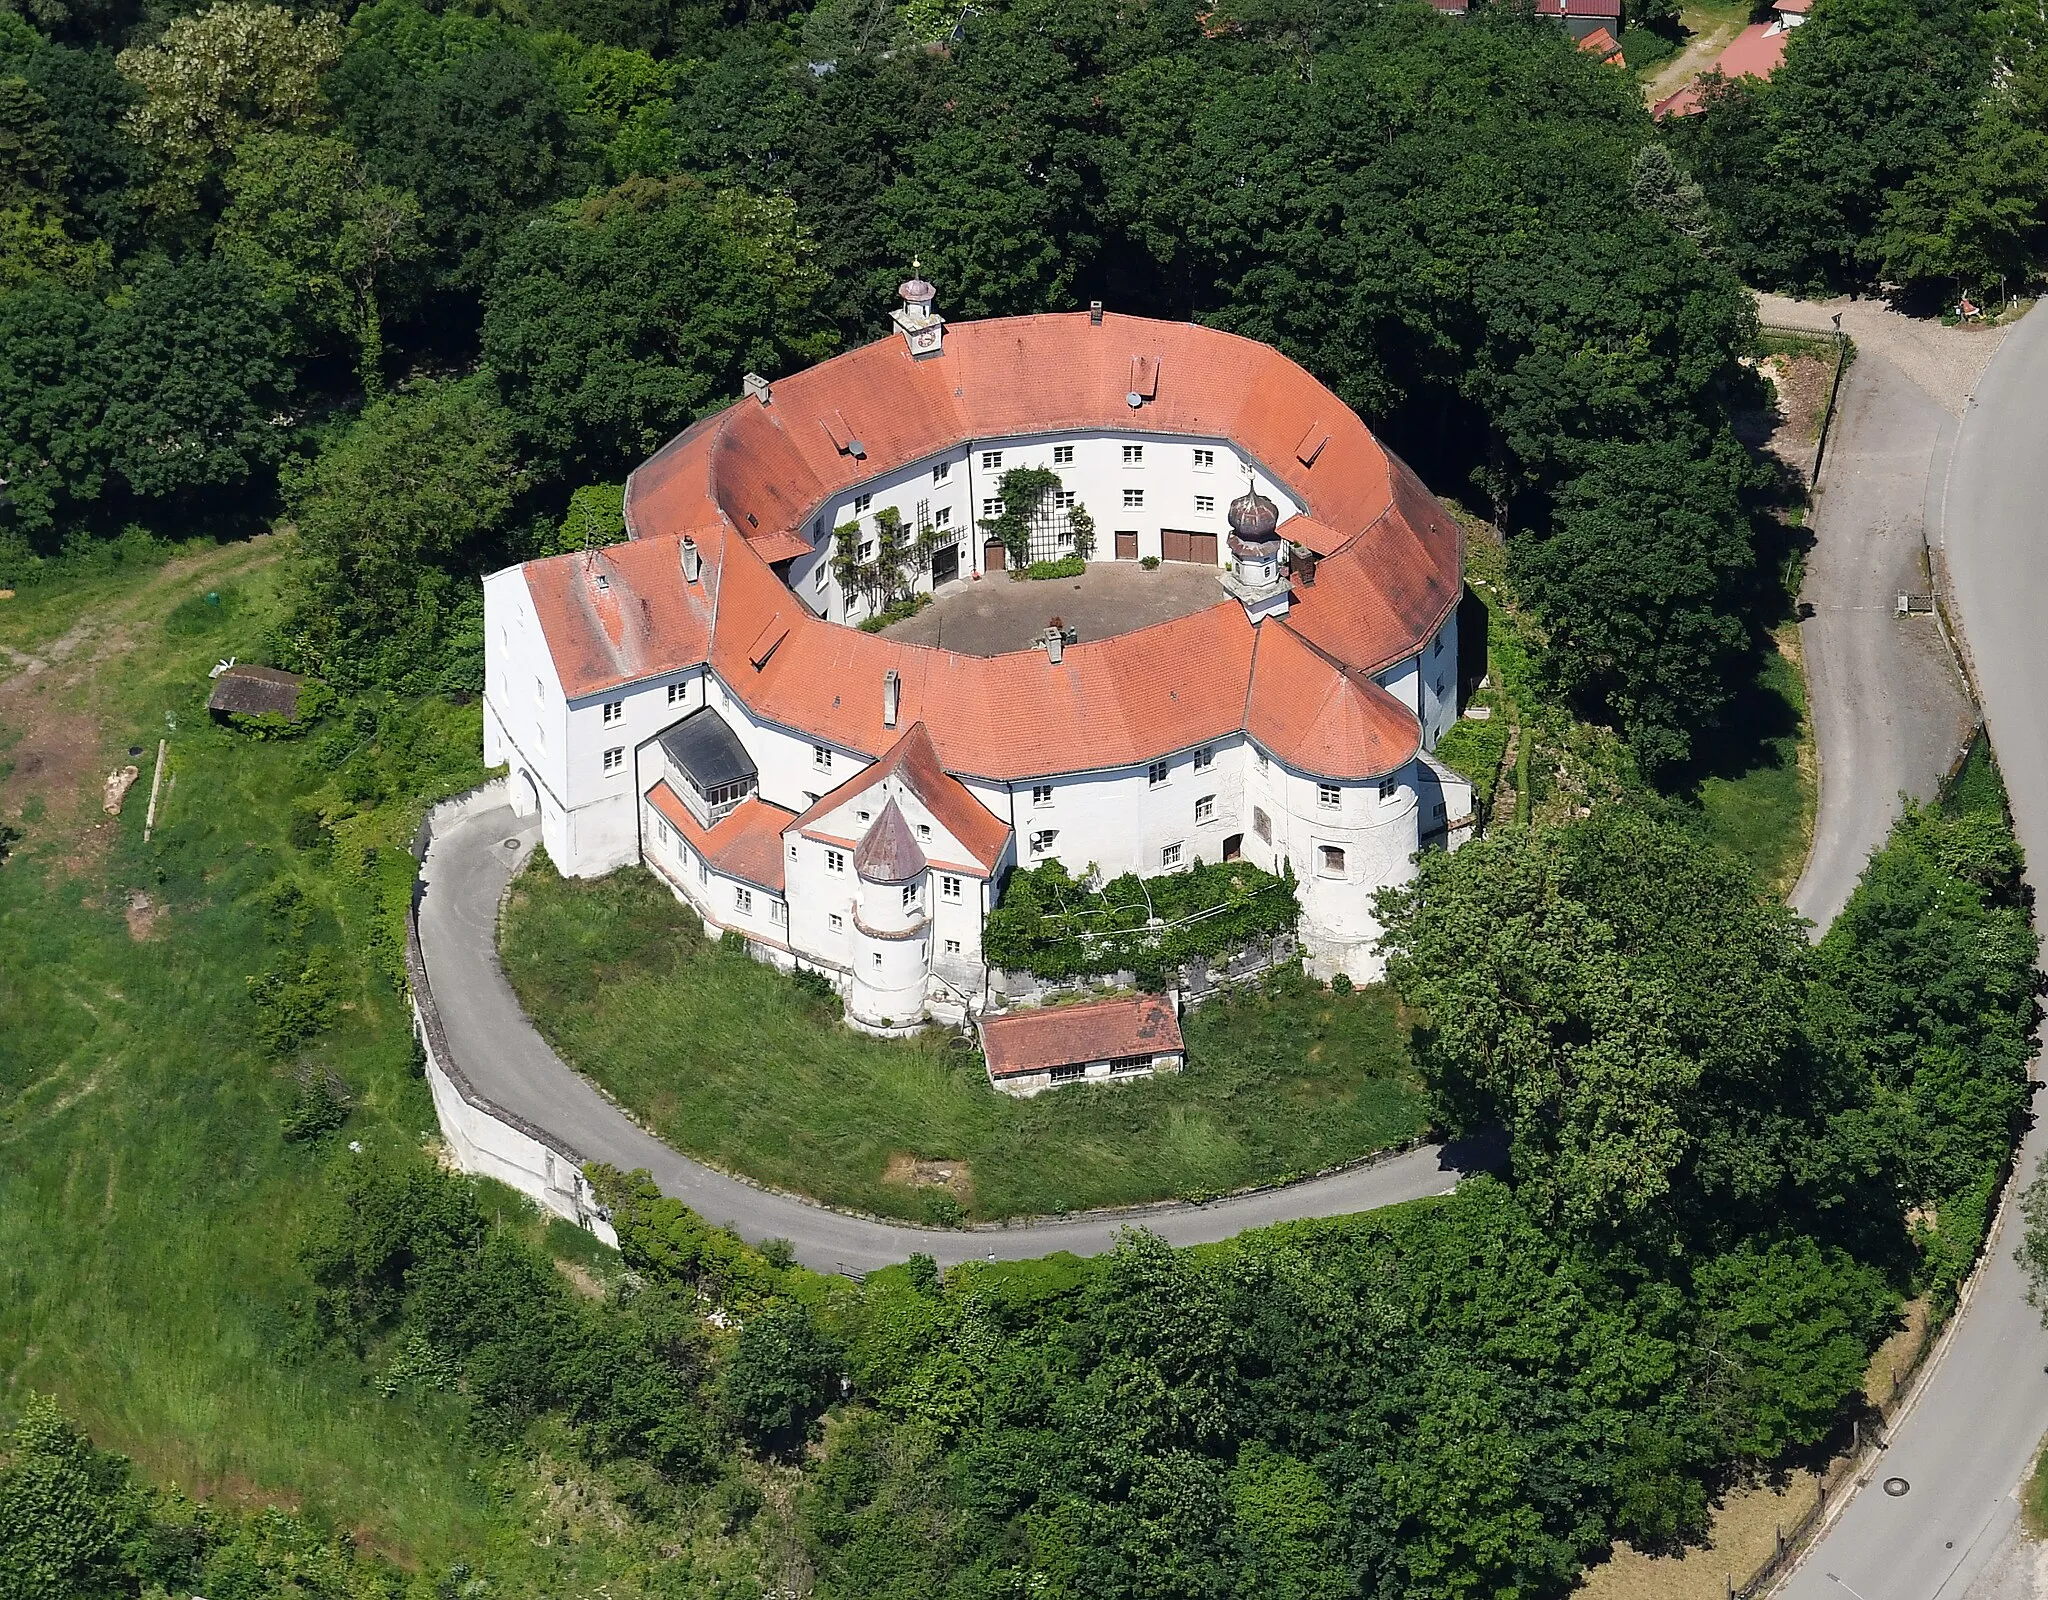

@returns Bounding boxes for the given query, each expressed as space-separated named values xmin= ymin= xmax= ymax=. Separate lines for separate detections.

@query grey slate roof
xmin=207 ymin=664 xmax=304 ymax=719
xmin=658 ymin=708 xmax=756 ymax=792
xmin=852 ymin=797 xmax=927 ymax=883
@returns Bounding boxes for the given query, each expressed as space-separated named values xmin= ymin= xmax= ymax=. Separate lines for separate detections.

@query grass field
xmin=0 ymin=539 xmax=718 ymax=1586
xmin=500 ymin=860 xmax=1430 ymax=1223
xmin=1687 ymin=629 xmax=1818 ymax=896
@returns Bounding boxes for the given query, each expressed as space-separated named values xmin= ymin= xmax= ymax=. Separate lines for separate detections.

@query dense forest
xmin=0 ymin=0 xmax=1825 ymax=773
xmin=4 ymin=772 xmax=2034 ymax=1599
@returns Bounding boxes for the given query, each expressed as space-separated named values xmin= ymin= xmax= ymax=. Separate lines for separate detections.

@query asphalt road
xmin=1769 ymin=298 xmax=1979 ymax=930
xmin=1781 ymin=303 xmax=2048 ymax=1600
xmin=416 ymin=789 xmax=1489 ymax=1276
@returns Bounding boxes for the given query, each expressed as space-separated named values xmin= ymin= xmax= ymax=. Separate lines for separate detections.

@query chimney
xmin=1089 ymin=301 xmax=1104 ymax=325
xmin=681 ymin=536 xmax=702 ymax=583
xmin=883 ymin=668 xmax=900 ymax=728
xmin=1045 ymin=629 xmax=1063 ymax=666
xmin=743 ymin=372 xmax=771 ymax=405
xmin=1289 ymin=544 xmax=1317 ymax=587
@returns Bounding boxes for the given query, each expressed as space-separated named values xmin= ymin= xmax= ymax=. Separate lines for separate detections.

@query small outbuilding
xmin=979 ymin=994 xmax=1186 ymax=1097
xmin=207 ymin=664 xmax=305 ymax=722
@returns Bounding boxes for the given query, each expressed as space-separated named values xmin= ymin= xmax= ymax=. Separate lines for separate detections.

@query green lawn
xmin=0 ymin=540 xmax=688 ymax=1585
xmin=1688 ymin=632 xmax=1817 ymax=895
xmin=500 ymin=862 xmax=1429 ymax=1223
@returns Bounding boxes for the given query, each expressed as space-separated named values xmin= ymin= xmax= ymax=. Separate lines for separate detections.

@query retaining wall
xmin=406 ymin=785 xmax=618 ymax=1246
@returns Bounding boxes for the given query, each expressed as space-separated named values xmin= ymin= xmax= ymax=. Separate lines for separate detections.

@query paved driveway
xmin=417 ymin=789 xmax=1491 ymax=1275
xmin=1763 ymin=295 xmax=1989 ymax=930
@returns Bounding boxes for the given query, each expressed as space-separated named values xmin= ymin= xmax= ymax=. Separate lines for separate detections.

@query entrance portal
xmin=1159 ymin=529 xmax=1219 ymax=564
xmin=932 ymin=542 xmax=960 ymax=585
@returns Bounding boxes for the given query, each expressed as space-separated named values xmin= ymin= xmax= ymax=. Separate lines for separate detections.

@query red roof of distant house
xmin=1531 ymin=0 xmax=1623 ymax=17
xmin=1654 ymin=21 xmax=1790 ymax=115
xmin=980 ymin=994 xmax=1185 ymax=1080
xmin=645 ymin=783 xmax=793 ymax=891
xmin=1578 ymin=24 xmax=1625 ymax=61
xmin=514 ymin=312 xmax=1463 ymax=785
xmin=1428 ymin=0 xmax=1468 ymax=13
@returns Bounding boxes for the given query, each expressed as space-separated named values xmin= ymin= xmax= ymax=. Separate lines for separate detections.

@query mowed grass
xmin=501 ymin=862 xmax=1429 ymax=1222
xmin=0 ymin=542 xmax=625 ymax=1577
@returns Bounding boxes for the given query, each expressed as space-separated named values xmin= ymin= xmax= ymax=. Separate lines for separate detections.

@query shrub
xmin=280 ymin=1069 xmax=351 ymax=1144
xmin=1017 ymin=555 xmax=1085 ymax=581
xmin=1140 ymin=555 xmax=1160 ymax=570
xmin=719 ymin=1301 xmax=838 ymax=1456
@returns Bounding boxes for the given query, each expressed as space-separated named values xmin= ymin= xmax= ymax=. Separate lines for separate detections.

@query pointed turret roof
xmin=852 ymin=797 xmax=928 ymax=883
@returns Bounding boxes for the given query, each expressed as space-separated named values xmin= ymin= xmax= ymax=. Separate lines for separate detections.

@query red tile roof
xmin=980 ymin=994 xmax=1185 ymax=1080
xmin=645 ymin=783 xmax=792 ymax=892
xmin=1654 ymin=22 xmax=1790 ymax=115
xmin=1247 ymin=621 xmax=1420 ymax=781
xmin=517 ymin=312 xmax=1456 ymax=785
xmin=1531 ymin=0 xmax=1622 ymax=15
xmin=787 ymin=722 xmax=1011 ymax=873
xmin=1578 ymin=24 xmax=1624 ymax=61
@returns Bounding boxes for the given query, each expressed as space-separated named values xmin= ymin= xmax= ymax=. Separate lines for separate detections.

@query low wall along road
xmin=408 ymin=780 xmax=1491 ymax=1275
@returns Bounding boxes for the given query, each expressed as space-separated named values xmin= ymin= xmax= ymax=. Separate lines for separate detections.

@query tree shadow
xmin=1657 ymin=642 xmax=1804 ymax=799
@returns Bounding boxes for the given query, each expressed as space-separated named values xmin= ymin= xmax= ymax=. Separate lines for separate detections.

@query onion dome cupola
xmin=1227 ymin=484 xmax=1284 ymax=586
xmin=890 ymin=262 xmax=946 ymax=360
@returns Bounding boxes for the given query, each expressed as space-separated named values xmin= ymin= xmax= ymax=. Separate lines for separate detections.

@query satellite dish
xmin=1126 ymin=391 xmax=1143 ymax=409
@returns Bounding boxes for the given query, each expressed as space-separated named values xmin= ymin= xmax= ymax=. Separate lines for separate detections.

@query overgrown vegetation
xmin=982 ymin=856 xmax=1300 ymax=984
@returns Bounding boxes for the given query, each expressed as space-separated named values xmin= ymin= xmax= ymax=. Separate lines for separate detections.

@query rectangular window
xmin=941 ymin=874 xmax=962 ymax=898
xmin=901 ymin=882 xmax=919 ymax=909
xmin=814 ymin=564 xmax=828 ymax=591
xmin=982 ymin=497 xmax=1004 ymax=519
xmin=1253 ymin=806 xmax=1272 ymax=843
xmin=656 ymin=816 xmax=671 ymax=845
xmin=1194 ymin=746 xmax=1214 ymax=771
xmin=1195 ymin=495 xmax=1215 ymax=514
xmin=859 ymin=540 xmax=874 ymax=559
xmin=594 ymin=573 xmax=609 ymax=592
xmin=1194 ymin=794 xmax=1215 ymax=823
xmin=1122 ymin=488 xmax=1144 ymax=509
xmin=534 ymin=677 xmax=545 ymax=705
xmin=1433 ymin=635 xmax=1445 ymax=657
xmin=1379 ymin=778 xmax=1398 ymax=802
xmin=933 ymin=460 xmax=950 ymax=482
xmin=981 ymin=450 xmax=1003 ymax=470
xmin=1030 ymin=829 xmax=1057 ymax=855
xmin=668 ymin=682 xmax=687 ymax=703
xmin=1050 ymin=1063 xmax=1085 ymax=1083
xmin=1255 ymin=750 xmax=1269 ymax=775
xmin=1054 ymin=489 xmax=1077 ymax=511
xmin=945 ymin=938 xmax=962 ymax=955
xmin=1319 ymin=845 xmax=1346 ymax=876
xmin=1032 ymin=783 xmax=1053 ymax=806
xmin=1160 ymin=841 xmax=1183 ymax=869
xmin=917 ymin=823 xmax=931 ymax=840
xmin=934 ymin=505 xmax=952 ymax=528
xmin=1434 ymin=677 xmax=1448 ymax=699
xmin=813 ymin=745 xmax=833 ymax=770
xmin=826 ymin=848 xmax=846 ymax=873
xmin=602 ymin=699 xmax=623 ymax=724
xmin=1317 ymin=782 xmax=1340 ymax=808
xmin=1053 ymin=444 xmax=1075 ymax=465
xmin=853 ymin=492 xmax=872 ymax=514
xmin=603 ymin=747 xmax=624 ymax=773
xmin=1193 ymin=448 xmax=1215 ymax=469
xmin=829 ymin=912 xmax=845 ymax=931
xmin=697 ymin=857 xmax=709 ymax=885
xmin=857 ymin=809 xmax=871 ymax=824
xmin=1148 ymin=760 xmax=1169 ymax=786
xmin=735 ymin=886 xmax=754 ymax=915
xmin=1122 ymin=444 xmax=1144 ymax=466
xmin=771 ymin=898 xmax=788 ymax=927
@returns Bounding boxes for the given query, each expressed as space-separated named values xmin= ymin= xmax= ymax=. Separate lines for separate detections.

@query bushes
xmin=982 ymin=857 xmax=1300 ymax=984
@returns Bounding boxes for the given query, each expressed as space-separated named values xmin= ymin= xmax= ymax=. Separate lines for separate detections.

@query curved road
xmin=1782 ymin=304 xmax=2048 ymax=1600
xmin=417 ymin=792 xmax=1493 ymax=1276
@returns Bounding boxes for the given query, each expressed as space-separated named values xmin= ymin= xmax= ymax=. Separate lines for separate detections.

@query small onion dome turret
xmin=899 ymin=276 xmax=936 ymax=312
xmin=853 ymin=797 xmax=928 ymax=883
xmin=1227 ymin=485 xmax=1280 ymax=544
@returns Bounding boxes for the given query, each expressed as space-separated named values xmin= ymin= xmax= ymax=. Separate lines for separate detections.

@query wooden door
xmin=932 ymin=543 xmax=960 ymax=585
xmin=1160 ymin=529 xmax=1217 ymax=564
xmin=1115 ymin=530 xmax=1139 ymax=561
xmin=983 ymin=538 xmax=1006 ymax=572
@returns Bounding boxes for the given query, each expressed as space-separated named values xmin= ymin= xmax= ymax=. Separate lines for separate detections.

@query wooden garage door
xmin=1114 ymin=529 xmax=1139 ymax=561
xmin=1160 ymin=529 xmax=1218 ymax=564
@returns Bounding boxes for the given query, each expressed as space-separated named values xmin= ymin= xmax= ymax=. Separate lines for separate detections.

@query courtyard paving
xmin=880 ymin=560 xmax=1228 ymax=656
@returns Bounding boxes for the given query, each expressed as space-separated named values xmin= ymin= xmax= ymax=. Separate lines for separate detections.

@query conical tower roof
xmin=852 ymin=796 xmax=927 ymax=883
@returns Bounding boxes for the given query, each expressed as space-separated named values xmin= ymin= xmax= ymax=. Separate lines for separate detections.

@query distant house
xmin=1531 ymin=0 xmax=1623 ymax=42
xmin=1578 ymin=24 xmax=1626 ymax=63
xmin=1428 ymin=0 xmax=1470 ymax=16
xmin=207 ymin=664 xmax=304 ymax=722
xmin=1654 ymin=0 xmax=1808 ymax=116
xmin=979 ymin=994 xmax=1186 ymax=1097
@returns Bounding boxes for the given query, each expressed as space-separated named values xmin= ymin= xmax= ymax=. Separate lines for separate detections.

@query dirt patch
xmin=552 ymin=1257 xmax=606 ymax=1300
xmin=1642 ymin=17 xmax=1741 ymax=104
xmin=882 ymin=1152 xmax=975 ymax=1203
xmin=1579 ymin=1473 xmax=1821 ymax=1600
xmin=123 ymin=889 xmax=163 ymax=940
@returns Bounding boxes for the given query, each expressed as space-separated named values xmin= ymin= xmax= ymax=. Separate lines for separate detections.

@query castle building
xmin=482 ymin=284 xmax=1473 ymax=1036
